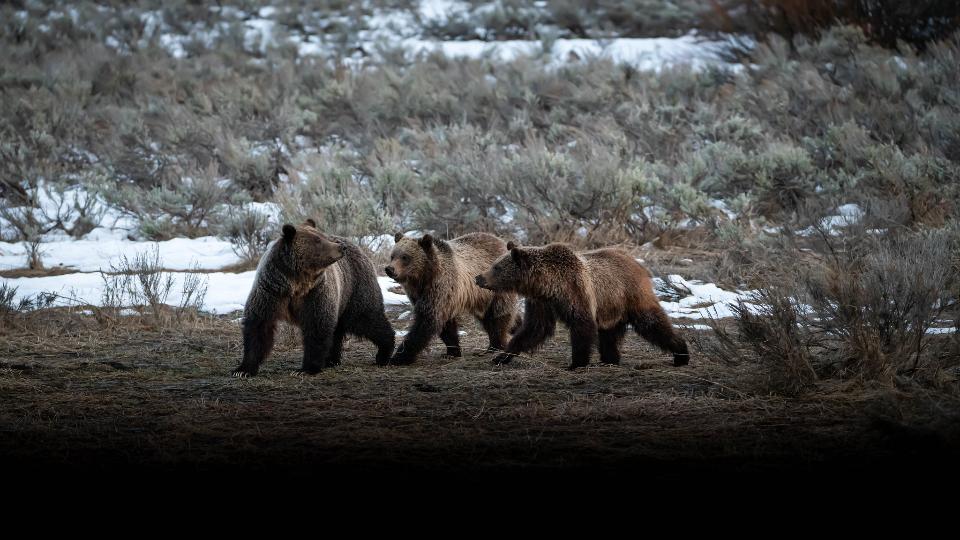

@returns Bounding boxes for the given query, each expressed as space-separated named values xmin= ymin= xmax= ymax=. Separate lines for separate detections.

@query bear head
xmin=476 ymin=242 xmax=575 ymax=296
xmin=475 ymin=240 xmax=530 ymax=293
xmin=272 ymin=221 xmax=344 ymax=281
xmin=385 ymin=233 xmax=439 ymax=285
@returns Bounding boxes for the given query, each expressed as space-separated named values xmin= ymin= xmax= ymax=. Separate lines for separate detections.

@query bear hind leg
xmin=347 ymin=308 xmax=396 ymax=366
xmin=480 ymin=296 xmax=514 ymax=353
xmin=369 ymin=313 xmax=397 ymax=366
xmin=630 ymin=308 xmax=689 ymax=366
xmin=598 ymin=323 xmax=628 ymax=365
xmin=439 ymin=319 xmax=462 ymax=358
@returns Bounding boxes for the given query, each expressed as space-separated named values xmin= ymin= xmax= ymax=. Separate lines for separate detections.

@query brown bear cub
xmin=233 ymin=220 xmax=395 ymax=377
xmin=385 ymin=232 xmax=518 ymax=364
xmin=475 ymin=242 xmax=689 ymax=370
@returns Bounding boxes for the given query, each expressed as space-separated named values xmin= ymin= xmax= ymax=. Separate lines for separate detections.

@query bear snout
xmin=385 ymin=266 xmax=396 ymax=279
xmin=474 ymin=275 xmax=488 ymax=289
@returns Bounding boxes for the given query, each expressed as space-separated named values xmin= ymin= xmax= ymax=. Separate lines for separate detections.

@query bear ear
xmin=506 ymin=241 xmax=518 ymax=251
xmin=303 ymin=218 xmax=317 ymax=228
xmin=418 ymin=234 xmax=434 ymax=252
xmin=511 ymin=246 xmax=528 ymax=266
xmin=282 ymin=224 xmax=297 ymax=243
xmin=394 ymin=232 xmax=404 ymax=243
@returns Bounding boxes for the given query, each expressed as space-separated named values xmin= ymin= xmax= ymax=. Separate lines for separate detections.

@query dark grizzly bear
xmin=475 ymin=242 xmax=689 ymax=370
xmin=385 ymin=232 xmax=518 ymax=364
xmin=232 ymin=220 xmax=395 ymax=377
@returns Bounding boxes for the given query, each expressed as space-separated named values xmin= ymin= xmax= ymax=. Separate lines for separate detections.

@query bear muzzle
xmin=474 ymin=274 xmax=490 ymax=290
xmin=384 ymin=266 xmax=397 ymax=279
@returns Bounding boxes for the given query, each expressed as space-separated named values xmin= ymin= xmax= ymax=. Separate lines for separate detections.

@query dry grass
xmin=2 ymin=306 xmax=958 ymax=478
xmin=0 ymin=267 xmax=80 ymax=279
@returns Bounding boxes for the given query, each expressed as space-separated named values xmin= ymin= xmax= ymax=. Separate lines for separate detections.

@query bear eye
xmin=402 ymin=255 xmax=410 ymax=263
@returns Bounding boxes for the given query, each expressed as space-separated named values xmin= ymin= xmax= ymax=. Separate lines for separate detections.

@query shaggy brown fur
xmin=385 ymin=232 xmax=518 ymax=364
xmin=233 ymin=220 xmax=395 ymax=377
xmin=476 ymin=242 xmax=689 ymax=369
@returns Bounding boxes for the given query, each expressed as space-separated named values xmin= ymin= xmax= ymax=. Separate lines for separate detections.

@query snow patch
xmin=4 ymin=270 xmax=411 ymax=314
xmin=0 ymin=236 xmax=240 ymax=272
xmin=378 ymin=276 xmax=409 ymax=306
xmin=654 ymin=274 xmax=755 ymax=320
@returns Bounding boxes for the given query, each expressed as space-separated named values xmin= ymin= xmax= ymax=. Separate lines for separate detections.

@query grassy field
xmin=3 ymin=304 xmax=958 ymax=483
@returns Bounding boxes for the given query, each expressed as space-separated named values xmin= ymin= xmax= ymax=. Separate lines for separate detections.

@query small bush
xmin=706 ymin=226 xmax=959 ymax=393
xmin=217 ymin=205 xmax=279 ymax=267
xmin=100 ymin=246 xmax=209 ymax=327
xmin=0 ymin=283 xmax=29 ymax=326
xmin=102 ymin=163 xmax=244 ymax=240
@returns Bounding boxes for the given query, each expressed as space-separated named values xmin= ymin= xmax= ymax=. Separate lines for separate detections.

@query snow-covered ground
xmin=16 ymin=1 xmax=744 ymax=72
xmin=0 ymin=235 xmax=240 ymax=272
xmin=367 ymin=33 xmax=737 ymax=71
xmin=655 ymin=275 xmax=753 ymax=320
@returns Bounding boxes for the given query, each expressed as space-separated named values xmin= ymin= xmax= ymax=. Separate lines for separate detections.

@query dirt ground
xmin=2 ymin=306 xmax=958 ymax=487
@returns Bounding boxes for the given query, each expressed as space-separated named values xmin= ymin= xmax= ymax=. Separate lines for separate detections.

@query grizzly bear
xmin=232 ymin=220 xmax=395 ymax=377
xmin=475 ymin=242 xmax=689 ymax=370
xmin=385 ymin=232 xmax=518 ymax=364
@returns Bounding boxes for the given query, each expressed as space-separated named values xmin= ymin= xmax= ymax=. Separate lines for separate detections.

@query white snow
xmin=0 ymin=236 xmax=241 ymax=272
xmin=655 ymin=274 xmax=755 ymax=320
xmin=676 ymin=324 xmax=713 ymax=332
xmin=313 ymin=33 xmax=737 ymax=72
xmin=797 ymin=203 xmax=863 ymax=236
xmin=926 ymin=327 xmax=957 ymax=335
xmin=419 ymin=0 xmax=471 ymax=21
xmin=378 ymin=277 xmax=409 ymax=306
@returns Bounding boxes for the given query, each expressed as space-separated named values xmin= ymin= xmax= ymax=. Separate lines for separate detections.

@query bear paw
xmin=491 ymin=353 xmax=514 ymax=365
xmin=389 ymin=353 xmax=415 ymax=366
xmin=231 ymin=368 xmax=255 ymax=378
xmin=673 ymin=353 xmax=690 ymax=367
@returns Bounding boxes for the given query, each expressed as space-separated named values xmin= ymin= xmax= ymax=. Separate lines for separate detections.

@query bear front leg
xmin=390 ymin=308 xmax=439 ymax=365
xmin=439 ymin=319 xmax=462 ymax=358
xmin=568 ymin=316 xmax=597 ymax=370
xmin=234 ymin=316 xmax=278 ymax=377
xmin=493 ymin=300 xmax=555 ymax=365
